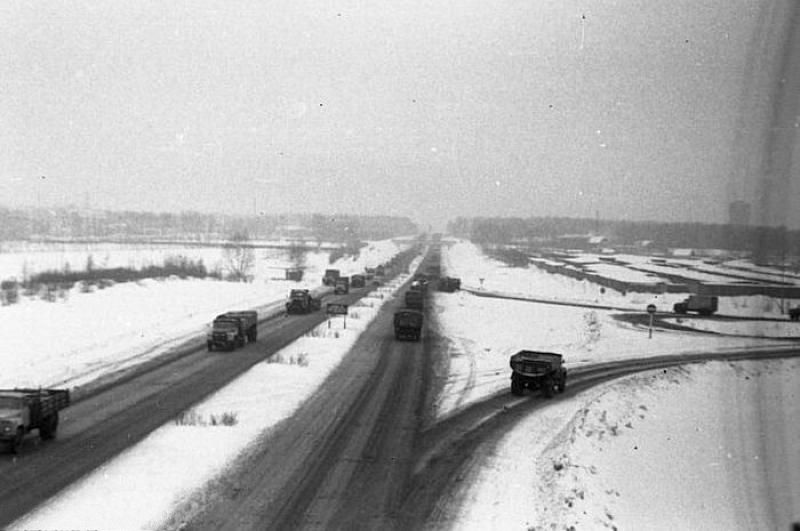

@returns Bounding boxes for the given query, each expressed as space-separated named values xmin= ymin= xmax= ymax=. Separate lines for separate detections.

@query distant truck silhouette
xmin=323 ymin=269 xmax=341 ymax=286
xmin=285 ymin=289 xmax=321 ymax=314
xmin=394 ymin=309 xmax=423 ymax=341
xmin=334 ymin=277 xmax=350 ymax=294
xmin=405 ymin=289 xmax=424 ymax=309
xmin=673 ymin=295 xmax=718 ymax=316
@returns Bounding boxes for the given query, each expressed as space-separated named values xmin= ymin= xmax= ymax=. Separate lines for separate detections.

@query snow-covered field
xmin=449 ymin=359 xmax=800 ymax=530
xmin=0 ymin=239 xmax=407 ymax=389
xmin=8 ymin=239 xmax=800 ymax=529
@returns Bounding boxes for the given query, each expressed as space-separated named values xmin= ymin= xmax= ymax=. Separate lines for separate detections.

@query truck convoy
xmin=673 ymin=295 xmax=718 ymax=316
xmin=0 ymin=388 xmax=70 ymax=453
xmin=323 ymin=269 xmax=341 ymax=286
xmin=394 ymin=309 xmax=423 ymax=341
xmin=285 ymin=289 xmax=322 ymax=314
xmin=509 ymin=350 xmax=567 ymax=398
xmin=207 ymin=310 xmax=258 ymax=351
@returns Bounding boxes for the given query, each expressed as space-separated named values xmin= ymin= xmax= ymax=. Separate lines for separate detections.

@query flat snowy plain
xmin=5 ymin=240 xmax=799 ymax=529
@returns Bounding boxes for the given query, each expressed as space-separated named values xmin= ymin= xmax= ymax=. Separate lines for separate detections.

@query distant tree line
xmin=0 ymin=206 xmax=417 ymax=244
xmin=448 ymin=216 xmax=799 ymax=261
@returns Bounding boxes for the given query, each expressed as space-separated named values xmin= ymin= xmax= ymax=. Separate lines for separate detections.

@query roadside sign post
xmin=326 ymin=303 xmax=349 ymax=330
xmin=646 ymin=304 xmax=657 ymax=339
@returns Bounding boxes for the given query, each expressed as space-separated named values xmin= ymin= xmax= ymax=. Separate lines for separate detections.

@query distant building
xmin=729 ymin=200 xmax=751 ymax=226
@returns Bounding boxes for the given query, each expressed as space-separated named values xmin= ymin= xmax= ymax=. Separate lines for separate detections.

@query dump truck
xmin=323 ymin=269 xmax=341 ymax=286
xmin=334 ymin=277 xmax=350 ymax=295
xmin=286 ymin=289 xmax=322 ymax=314
xmin=509 ymin=350 xmax=567 ymax=398
xmin=351 ymin=274 xmax=366 ymax=288
xmin=405 ymin=289 xmax=424 ymax=309
xmin=673 ymin=295 xmax=718 ymax=316
xmin=207 ymin=310 xmax=258 ymax=351
xmin=394 ymin=309 xmax=423 ymax=341
xmin=0 ymin=388 xmax=70 ymax=453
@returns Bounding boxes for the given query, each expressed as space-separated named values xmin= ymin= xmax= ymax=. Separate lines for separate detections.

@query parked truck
xmin=207 ymin=310 xmax=258 ymax=351
xmin=509 ymin=351 xmax=567 ymax=398
xmin=790 ymin=307 xmax=800 ymax=321
xmin=351 ymin=274 xmax=366 ymax=288
xmin=334 ymin=277 xmax=350 ymax=295
xmin=673 ymin=295 xmax=718 ymax=316
xmin=394 ymin=309 xmax=423 ymax=341
xmin=323 ymin=269 xmax=341 ymax=286
xmin=0 ymin=388 xmax=70 ymax=453
xmin=285 ymin=289 xmax=322 ymax=314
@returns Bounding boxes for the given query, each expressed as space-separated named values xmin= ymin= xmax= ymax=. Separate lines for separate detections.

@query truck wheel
xmin=511 ymin=376 xmax=524 ymax=396
xmin=11 ymin=428 xmax=24 ymax=454
xmin=557 ymin=377 xmax=567 ymax=394
xmin=543 ymin=378 xmax=556 ymax=398
xmin=207 ymin=342 xmax=214 ymax=351
xmin=40 ymin=414 xmax=59 ymax=440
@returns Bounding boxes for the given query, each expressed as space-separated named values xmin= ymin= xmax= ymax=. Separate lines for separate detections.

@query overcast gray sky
xmin=1 ymin=0 xmax=794 ymax=230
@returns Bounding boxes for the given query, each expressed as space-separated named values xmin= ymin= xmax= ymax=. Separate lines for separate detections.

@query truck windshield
xmin=213 ymin=322 xmax=238 ymax=330
xmin=0 ymin=396 xmax=22 ymax=410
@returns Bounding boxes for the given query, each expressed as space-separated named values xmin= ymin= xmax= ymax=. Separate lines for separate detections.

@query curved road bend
xmin=398 ymin=347 xmax=800 ymax=529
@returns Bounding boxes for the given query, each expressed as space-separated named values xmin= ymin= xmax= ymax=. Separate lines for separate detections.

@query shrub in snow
xmin=174 ymin=409 xmax=204 ymax=426
xmin=267 ymin=352 xmax=309 ymax=366
xmin=583 ymin=311 xmax=602 ymax=346
xmin=1 ymin=279 xmax=19 ymax=305
xmin=209 ymin=412 xmax=238 ymax=426
xmin=174 ymin=409 xmax=238 ymax=426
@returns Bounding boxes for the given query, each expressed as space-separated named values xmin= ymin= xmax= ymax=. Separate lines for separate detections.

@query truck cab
xmin=0 ymin=389 xmax=70 ymax=453
xmin=509 ymin=351 xmax=567 ymax=397
xmin=0 ymin=393 xmax=27 ymax=436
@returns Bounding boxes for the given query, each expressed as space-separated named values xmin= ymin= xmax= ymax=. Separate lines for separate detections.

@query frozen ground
xmin=9 ymin=239 xmax=800 ymax=529
xmin=449 ymin=359 xmax=800 ymax=530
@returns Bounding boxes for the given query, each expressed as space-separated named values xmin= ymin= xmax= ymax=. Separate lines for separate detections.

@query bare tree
xmin=223 ymin=231 xmax=255 ymax=282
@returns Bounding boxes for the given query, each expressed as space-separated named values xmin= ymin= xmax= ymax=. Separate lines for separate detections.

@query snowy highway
xmin=0 ymin=285 xmax=370 ymax=527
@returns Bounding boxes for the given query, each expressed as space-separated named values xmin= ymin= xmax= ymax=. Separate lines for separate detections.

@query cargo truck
xmin=286 ymin=289 xmax=322 ymax=314
xmin=405 ymin=289 xmax=424 ymax=309
xmin=509 ymin=351 xmax=567 ymax=398
xmin=207 ymin=310 xmax=258 ymax=351
xmin=394 ymin=309 xmax=423 ymax=341
xmin=334 ymin=277 xmax=350 ymax=294
xmin=673 ymin=295 xmax=718 ymax=316
xmin=0 ymin=388 xmax=70 ymax=453
xmin=323 ymin=269 xmax=341 ymax=286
